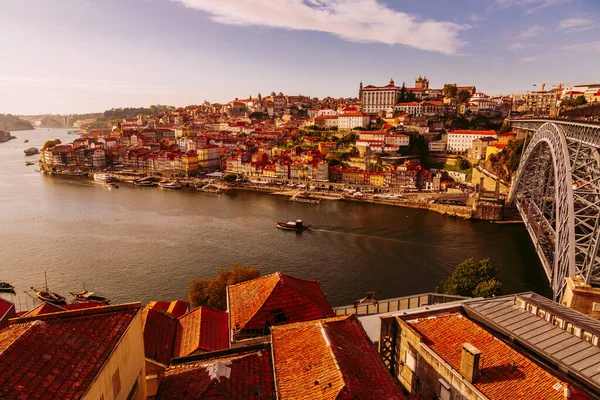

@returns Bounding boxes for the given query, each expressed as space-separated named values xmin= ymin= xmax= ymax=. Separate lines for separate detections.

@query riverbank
xmin=40 ymin=167 xmax=475 ymax=219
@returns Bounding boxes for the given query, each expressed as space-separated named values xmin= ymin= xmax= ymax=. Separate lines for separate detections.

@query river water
xmin=0 ymin=128 xmax=551 ymax=310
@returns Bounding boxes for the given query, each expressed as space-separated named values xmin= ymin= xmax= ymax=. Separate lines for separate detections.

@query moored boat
xmin=198 ymin=184 xmax=222 ymax=194
xmin=0 ymin=281 xmax=15 ymax=292
xmin=25 ymin=161 xmax=34 ymax=166
xmin=24 ymin=139 xmax=29 ymax=143
xmin=94 ymin=173 xmax=111 ymax=182
xmin=276 ymin=219 xmax=311 ymax=231
xmin=104 ymin=181 xmax=119 ymax=190
xmin=31 ymin=272 xmax=66 ymax=305
xmin=70 ymin=288 xmax=110 ymax=304
xmin=159 ymin=180 xmax=182 ymax=189
xmin=289 ymin=192 xmax=320 ymax=204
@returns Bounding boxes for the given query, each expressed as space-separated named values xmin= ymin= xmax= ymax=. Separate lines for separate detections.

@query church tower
xmin=359 ymin=81 xmax=363 ymax=99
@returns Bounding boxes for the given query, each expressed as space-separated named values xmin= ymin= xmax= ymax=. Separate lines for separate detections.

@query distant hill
xmin=0 ymin=114 xmax=33 ymax=131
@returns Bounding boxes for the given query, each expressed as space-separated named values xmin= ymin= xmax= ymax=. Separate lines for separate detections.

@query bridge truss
xmin=509 ymin=120 xmax=600 ymax=300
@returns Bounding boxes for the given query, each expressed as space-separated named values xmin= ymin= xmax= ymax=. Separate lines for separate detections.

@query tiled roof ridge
xmin=10 ymin=302 xmax=141 ymax=325
xmin=226 ymin=272 xmax=279 ymax=289
xmin=319 ymin=320 xmax=346 ymax=398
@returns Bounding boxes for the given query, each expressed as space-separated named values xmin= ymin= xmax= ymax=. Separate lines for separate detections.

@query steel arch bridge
xmin=509 ymin=119 xmax=600 ymax=300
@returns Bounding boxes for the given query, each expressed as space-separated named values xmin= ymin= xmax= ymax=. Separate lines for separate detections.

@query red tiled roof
xmin=146 ymin=300 xmax=189 ymax=319
xmin=228 ymin=273 xmax=335 ymax=334
xmin=143 ymin=308 xmax=178 ymax=365
xmin=143 ymin=304 xmax=228 ymax=365
xmin=0 ymin=304 xmax=139 ymax=399
xmin=174 ymin=307 xmax=229 ymax=357
xmin=0 ymin=300 xmax=15 ymax=329
xmin=272 ymin=315 xmax=406 ymax=399
xmin=408 ymin=313 xmax=581 ymax=400
xmin=155 ymin=348 xmax=274 ymax=399
xmin=449 ymin=130 xmax=497 ymax=135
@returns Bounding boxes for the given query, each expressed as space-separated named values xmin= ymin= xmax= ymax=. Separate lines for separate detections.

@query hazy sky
xmin=1 ymin=0 xmax=599 ymax=114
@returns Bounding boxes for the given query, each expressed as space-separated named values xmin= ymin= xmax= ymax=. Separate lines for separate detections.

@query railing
xmin=333 ymin=292 xmax=468 ymax=317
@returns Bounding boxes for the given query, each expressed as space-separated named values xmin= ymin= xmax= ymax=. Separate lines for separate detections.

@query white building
xmin=446 ymin=130 xmax=498 ymax=152
xmin=314 ymin=115 xmax=339 ymax=129
xmin=360 ymin=79 xmax=402 ymax=113
xmin=338 ymin=112 xmax=370 ymax=130
xmin=469 ymin=93 xmax=495 ymax=111
xmin=385 ymin=134 xmax=410 ymax=147
xmin=316 ymin=109 xmax=338 ymax=117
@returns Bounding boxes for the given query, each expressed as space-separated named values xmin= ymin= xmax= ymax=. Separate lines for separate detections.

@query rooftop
xmin=0 ymin=303 xmax=139 ymax=399
xmin=408 ymin=311 xmax=581 ymax=399
xmin=227 ymin=272 xmax=334 ymax=335
xmin=143 ymin=304 xmax=229 ymax=365
xmin=464 ymin=293 xmax=600 ymax=395
xmin=155 ymin=346 xmax=274 ymax=399
xmin=271 ymin=315 xmax=405 ymax=399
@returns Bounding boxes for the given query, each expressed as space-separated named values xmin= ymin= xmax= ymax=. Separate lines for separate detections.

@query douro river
xmin=0 ymin=128 xmax=550 ymax=310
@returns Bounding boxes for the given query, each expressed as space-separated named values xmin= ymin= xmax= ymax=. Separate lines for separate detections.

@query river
xmin=0 ymin=128 xmax=551 ymax=310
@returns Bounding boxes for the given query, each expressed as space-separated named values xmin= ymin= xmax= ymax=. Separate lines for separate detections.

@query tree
xmin=222 ymin=173 xmax=237 ymax=183
xmin=436 ymin=258 xmax=502 ymax=298
xmin=405 ymin=91 xmax=417 ymax=102
xmin=188 ymin=262 xmax=261 ymax=310
xmin=458 ymin=157 xmax=471 ymax=170
xmin=43 ymin=139 xmax=62 ymax=149
xmin=443 ymin=84 xmax=458 ymax=99
xmin=399 ymin=82 xmax=407 ymax=102
xmin=575 ymin=95 xmax=588 ymax=106
xmin=498 ymin=119 xmax=511 ymax=134
xmin=457 ymin=90 xmax=471 ymax=103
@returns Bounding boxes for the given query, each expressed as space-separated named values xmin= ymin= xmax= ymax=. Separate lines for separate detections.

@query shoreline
xmin=41 ymin=167 xmax=477 ymax=220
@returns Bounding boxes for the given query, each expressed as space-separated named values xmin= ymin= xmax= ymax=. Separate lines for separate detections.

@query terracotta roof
xmin=146 ymin=300 xmax=189 ymax=319
xmin=227 ymin=273 xmax=335 ymax=335
xmin=272 ymin=315 xmax=405 ymax=399
xmin=0 ymin=300 xmax=15 ymax=329
xmin=155 ymin=348 xmax=275 ymax=399
xmin=143 ymin=308 xmax=178 ymax=365
xmin=143 ymin=304 xmax=228 ymax=365
xmin=408 ymin=312 xmax=581 ymax=400
xmin=174 ymin=306 xmax=229 ymax=357
xmin=449 ymin=130 xmax=497 ymax=135
xmin=0 ymin=304 xmax=139 ymax=399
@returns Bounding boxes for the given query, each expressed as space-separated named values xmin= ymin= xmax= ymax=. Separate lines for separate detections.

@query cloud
xmin=171 ymin=0 xmax=468 ymax=55
xmin=470 ymin=13 xmax=483 ymax=23
xmin=560 ymin=41 xmax=600 ymax=53
xmin=517 ymin=25 xmax=543 ymax=38
xmin=519 ymin=57 xmax=537 ymax=62
xmin=493 ymin=0 xmax=568 ymax=14
xmin=508 ymin=42 xmax=537 ymax=51
xmin=558 ymin=18 xmax=595 ymax=32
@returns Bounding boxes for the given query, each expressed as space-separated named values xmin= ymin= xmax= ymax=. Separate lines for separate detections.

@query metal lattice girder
xmin=510 ymin=120 xmax=600 ymax=300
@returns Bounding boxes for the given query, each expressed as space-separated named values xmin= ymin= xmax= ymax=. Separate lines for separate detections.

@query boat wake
xmin=309 ymin=228 xmax=445 ymax=248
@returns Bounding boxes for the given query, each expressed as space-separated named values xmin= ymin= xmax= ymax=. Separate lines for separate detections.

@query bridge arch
xmin=509 ymin=121 xmax=600 ymax=300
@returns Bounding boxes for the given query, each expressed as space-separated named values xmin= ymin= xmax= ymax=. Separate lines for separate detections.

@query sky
xmin=0 ymin=0 xmax=599 ymax=114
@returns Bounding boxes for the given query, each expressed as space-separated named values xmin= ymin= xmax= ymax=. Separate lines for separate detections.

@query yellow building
xmin=369 ymin=172 xmax=385 ymax=187
xmin=485 ymin=142 xmax=506 ymax=160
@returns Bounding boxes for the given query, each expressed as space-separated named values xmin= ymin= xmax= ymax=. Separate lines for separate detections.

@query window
xmin=593 ymin=302 xmax=600 ymax=312
xmin=566 ymin=323 xmax=574 ymax=333
xmin=406 ymin=351 xmax=416 ymax=372
xmin=271 ymin=308 xmax=288 ymax=325
xmin=439 ymin=378 xmax=451 ymax=400
xmin=112 ymin=368 xmax=121 ymax=398
xmin=574 ymin=327 xmax=582 ymax=337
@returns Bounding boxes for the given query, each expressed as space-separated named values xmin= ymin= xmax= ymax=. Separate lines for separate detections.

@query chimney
xmin=460 ymin=343 xmax=481 ymax=383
